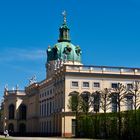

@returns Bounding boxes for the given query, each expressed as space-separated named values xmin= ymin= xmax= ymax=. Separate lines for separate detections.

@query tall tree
xmin=80 ymin=92 xmax=91 ymax=137
xmin=111 ymin=83 xmax=127 ymax=138
xmin=100 ymin=88 xmax=112 ymax=113
xmin=127 ymin=81 xmax=140 ymax=139
xmin=99 ymin=88 xmax=112 ymax=138
xmin=68 ymin=91 xmax=82 ymax=137
xmin=81 ymin=92 xmax=90 ymax=114
xmin=128 ymin=81 xmax=140 ymax=111
xmin=90 ymin=91 xmax=100 ymax=113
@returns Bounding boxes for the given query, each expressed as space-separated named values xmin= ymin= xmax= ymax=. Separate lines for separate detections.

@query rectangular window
xmin=83 ymin=82 xmax=89 ymax=88
xmin=40 ymin=104 xmax=41 ymax=116
xmin=111 ymin=94 xmax=118 ymax=112
xmin=72 ymin=119 xmax=76 ymax=136
xmin=93 ymin=93 xmax=100 ymax=112
xmin=44 ymin=103 xmax=46 ymax=116
xmin=112 ymin=83 xmax=118 ymax=88
xmin=41 ymin=103 xmax=43 ymax=117
xmin=50 ymin=89 xmax=52 ymax=95
xmin=94 ymin=82 xmax=100 ymax=88
xmin=47 ymin=102 xmax=49 ymax=116
xmin=50 ymin=102 xmax=52 ymax=114
xmin=126 ymin=95 xmax=133 ymax=110
xmin=127 ymin=84 xmax=133 ymax=90
xmin=72 ymin=81 xmax=78 ymax=87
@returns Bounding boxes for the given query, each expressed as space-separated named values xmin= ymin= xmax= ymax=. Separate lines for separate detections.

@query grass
xmin=0 ymin=138 xmax=9 ymax=140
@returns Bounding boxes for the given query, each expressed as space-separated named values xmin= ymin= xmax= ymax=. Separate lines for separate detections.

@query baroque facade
xmin=1 ymin=12 xmax=140 ymax=137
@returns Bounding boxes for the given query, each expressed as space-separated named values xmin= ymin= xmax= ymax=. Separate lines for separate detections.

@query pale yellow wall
xmin=62 ymin=115 xmax=75 ymax=135
xmin=25 ymin=86 xmax=39 ymax=133
xmin=3 ymin=91 xmax=26 ymax=132
xmin=3 ymin=65 xmax=140 ymax=136
xmin=65 ymin=75 xmax=137 ymax=112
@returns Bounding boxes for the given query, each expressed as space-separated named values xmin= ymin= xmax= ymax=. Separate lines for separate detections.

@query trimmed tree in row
xmin=68 ymin=81 xmax=140 ymax=138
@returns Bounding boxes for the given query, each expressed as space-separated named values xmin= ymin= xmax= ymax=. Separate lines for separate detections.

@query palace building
xmin=1 ymin=12 xmax=140 ymax=137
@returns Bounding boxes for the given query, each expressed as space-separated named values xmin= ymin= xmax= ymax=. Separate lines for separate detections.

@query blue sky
xmin=0 ymin=0 xmax=140 ymax=99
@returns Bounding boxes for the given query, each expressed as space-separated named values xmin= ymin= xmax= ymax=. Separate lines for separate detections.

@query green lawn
xmin=0 ymin=138 xmax=9 ymax=140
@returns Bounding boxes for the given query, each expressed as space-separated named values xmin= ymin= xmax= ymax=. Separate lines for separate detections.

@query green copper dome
xmin=47 ymin=11 xmax=82 ymax=63
xmin=47 ymin=42 xmax=82 ymax=62
xmin=57 ymin=42 xmax=81 ymax=62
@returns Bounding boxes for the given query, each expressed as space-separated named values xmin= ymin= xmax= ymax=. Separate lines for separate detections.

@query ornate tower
xmin=46 ymin=11 xmax=82 ymax=79
xmin=58 ymin=11 xmax=70 ymax=43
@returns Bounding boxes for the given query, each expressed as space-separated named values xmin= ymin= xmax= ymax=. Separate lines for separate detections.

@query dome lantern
xmin=46 ymin=11 xmax=82 ymax=65
xmin=58 ymin=11 xmax=71 ymax=43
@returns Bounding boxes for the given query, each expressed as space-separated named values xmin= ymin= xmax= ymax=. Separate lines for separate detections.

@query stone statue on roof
xmin=29 ymin=75 xmax=37 ymax=85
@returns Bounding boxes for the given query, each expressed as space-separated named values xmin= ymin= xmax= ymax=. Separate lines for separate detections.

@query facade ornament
xmin=47 ymin=45 xmax=52 ymax=62
xmin=63 ymin=54 xmax=67 ymax=63
xmin=52 ymin=45 xmax=59 ymax=60
xmin=4 ymin=84 xmax=8 ymax=91
xmin=54 ymin=60 xmax=57 ymax=70
xmin=60 ymin=57 xmax=63 ymax=66
xmin=16 ymin=84 xmax=19 ymax=90
xmin=75 ymin=45 xmax=82 ymax=56
xmin=57 ymin=58 xmax=60 ymax=68
xmin=29 ymin=75 xmax=37 ymax=85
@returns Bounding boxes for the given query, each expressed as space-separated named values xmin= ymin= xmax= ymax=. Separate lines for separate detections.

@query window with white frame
xmin=93 ymin=92 xmax=100 ymax=112
xmin=94 ymin=82 xmax=100 ymax=88
xmin=71 ymin=81 xmax=78 ymax=87
xmin=126 ymin=95 xmax=133 ymax=110
xmin=111 ymin=93 xmax=118 ymax=112
xmin=127 ymin=83 xmax=133 ymax=90
xmin=112 ymin=83 xmax=118 ymax=88
xmin=83 ymin=82 xmax=89 ymax=88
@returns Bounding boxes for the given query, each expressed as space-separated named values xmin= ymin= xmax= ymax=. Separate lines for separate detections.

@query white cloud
xmin=0 ymin=48 xmax=46 ymax=62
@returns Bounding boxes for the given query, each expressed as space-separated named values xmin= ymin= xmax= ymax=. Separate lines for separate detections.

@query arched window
xmin=111 ymin=93 xmax=118 ymax=112
xmin=9 ymin=104 xmax=15 ymax=120
xmin=126 ymin=94 xmax=133 ymax=110
xmin=19 ymin=104 xmax=27 ymax=120
xmin=19 ymin=123 xmax=26 ymax=134
xmin=8 ymin=123 xmax=14 ymax=132
xmin=93 ymin=92 xmax=100 ymax=113
xmin=68 ymin=91 xmax=79 ymax=112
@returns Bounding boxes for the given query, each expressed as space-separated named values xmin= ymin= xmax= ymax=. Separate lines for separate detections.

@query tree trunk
xmin=118 ymin=102 xmax=121 ymax=139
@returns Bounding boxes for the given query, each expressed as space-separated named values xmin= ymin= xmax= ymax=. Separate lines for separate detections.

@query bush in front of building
xmin=77 ymin=110 xmax=140 ymax=140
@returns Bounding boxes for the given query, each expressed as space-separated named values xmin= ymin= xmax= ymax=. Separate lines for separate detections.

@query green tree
xmin=80 ymin=92 xmax=91 ymax=137
xmin=68 ymin=91 xmax=82 ymax=137
xmin=128 ymin=81 xmax=140 ymax=111
xmin=80 ymin=92 xmax=90 ymax=113
xmin=128 ymin=81 xmax=140 ymax=139
xmin=111 ymin=83 xmax=127 ymax=138
xmin=100 ymin=88 xmax=112 ymax=113
xmin=100 ymin=88 xmax=112 ymax=138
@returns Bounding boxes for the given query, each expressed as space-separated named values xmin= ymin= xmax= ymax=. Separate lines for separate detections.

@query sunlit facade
xmin=1 ymin=12 xmax=140 ymax=137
